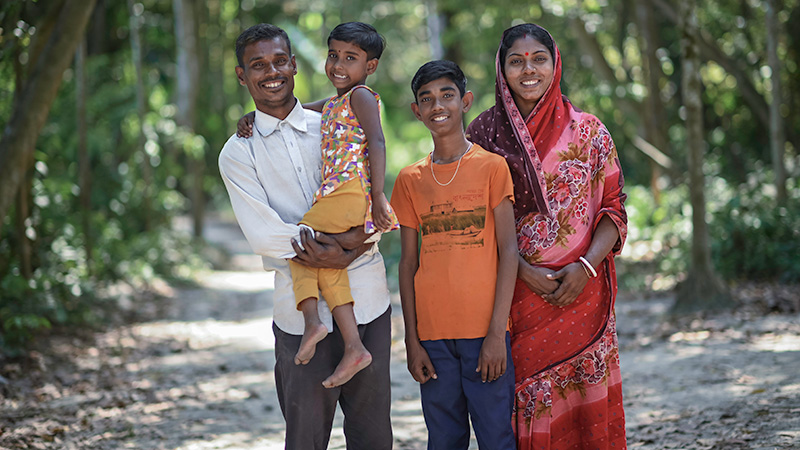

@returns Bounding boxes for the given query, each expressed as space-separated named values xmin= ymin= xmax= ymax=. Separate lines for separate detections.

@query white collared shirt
xmin=218 ymin=99 xmax=390 ymax=335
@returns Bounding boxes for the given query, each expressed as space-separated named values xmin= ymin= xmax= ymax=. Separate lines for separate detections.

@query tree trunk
xmin=765 ymin=0 xmax=787 ymax=205
xmin=0 ymin=0 xmax=98 ymax=224
xmin=14 ymin=175 xmax=33 ymax=280
xmin=636 ymin=0 xmax=670 ymax=204
xmin=76 ymin=40 xmax=92 ymax=273
xmin=425 ymin=0 xmax=445 ymax=60
xmin=674 ymin=0 xmax=729 ymax=313
xmin=174 ymin=0 xmax=204 ymax=239
xmin=128 ymin=0 xmax=152 ymax=231
xmin=10 ymin=29 xmax=33 ymax=280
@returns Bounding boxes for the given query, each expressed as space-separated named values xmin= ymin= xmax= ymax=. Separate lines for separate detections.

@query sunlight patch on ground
xmin=195 ymin=270 xmax=275 ymax=292
xmin=176 ymin=433 xmax=285 ymax=450
xmin=134 ymin=317 xmax=275 ymax=350
xmin=668 ymin=330 xmax=711 ymax=342
xmin=750 ymin=332 xmax=800 ymax=353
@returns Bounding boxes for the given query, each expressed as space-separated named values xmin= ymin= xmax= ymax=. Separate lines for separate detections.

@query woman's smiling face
xmin=503 ymin=35 xmax=554 ymax=118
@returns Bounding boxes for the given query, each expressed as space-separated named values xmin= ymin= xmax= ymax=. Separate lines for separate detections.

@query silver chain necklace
xmin=430 ymin=143 xmax=472 ymax=187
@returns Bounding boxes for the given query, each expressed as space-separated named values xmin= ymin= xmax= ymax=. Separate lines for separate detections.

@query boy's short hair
xmin=328 ymin=22 xmax=385 ymax=60
xmin=410 ymin=60 xmax=467 ymax=101
xmin=235 ymin=24 xmax=292 ymax=67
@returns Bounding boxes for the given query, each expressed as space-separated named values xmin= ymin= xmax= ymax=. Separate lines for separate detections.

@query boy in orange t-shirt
xmin=391 ymin=60 xmax=518 ymax=449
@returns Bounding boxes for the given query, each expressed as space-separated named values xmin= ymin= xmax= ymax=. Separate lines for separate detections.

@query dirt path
xmin=1 ymin=215 xmax=798 ymax=449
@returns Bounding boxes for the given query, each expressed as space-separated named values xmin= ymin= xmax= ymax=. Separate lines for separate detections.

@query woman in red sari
xmin=466 ymin=23 xmax=628 ymax=450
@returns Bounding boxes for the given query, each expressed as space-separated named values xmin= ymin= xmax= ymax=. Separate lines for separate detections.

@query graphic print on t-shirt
xmin=419 ymin=188 xmax=487 ymax=253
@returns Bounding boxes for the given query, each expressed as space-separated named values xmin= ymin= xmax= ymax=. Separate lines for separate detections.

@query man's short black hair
xmin=410 ymin=60 xmax=467 ymax=101
xmin=235 ymin=23 xmax=292 ymax=67
xmin=327 ymin=22 xmax=385 ymax=60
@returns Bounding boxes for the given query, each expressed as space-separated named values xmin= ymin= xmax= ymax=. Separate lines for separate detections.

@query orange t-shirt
xmin=391 ymin=144 xmax=514 ymax=341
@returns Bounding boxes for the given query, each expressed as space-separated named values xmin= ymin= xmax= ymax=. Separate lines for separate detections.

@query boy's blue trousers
xmin=420 ymin=332 xmax=517 ymax=450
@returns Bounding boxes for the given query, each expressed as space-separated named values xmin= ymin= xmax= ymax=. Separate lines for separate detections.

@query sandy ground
xmin=1 ymin=215 xmax=798 ymax=449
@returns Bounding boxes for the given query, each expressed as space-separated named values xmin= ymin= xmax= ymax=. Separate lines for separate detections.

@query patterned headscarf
xmin=467 ymin=24 xmax=573 ymax=219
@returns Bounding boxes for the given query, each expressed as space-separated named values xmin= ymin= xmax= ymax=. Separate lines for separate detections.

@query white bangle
xmin=577 ymin=261 xmax=592 ymax=279
xmin=578 ymin=256 xmax=598 ymax=278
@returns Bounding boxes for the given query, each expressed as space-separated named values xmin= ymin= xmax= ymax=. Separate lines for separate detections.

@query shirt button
xmin=298 ymin=167 xmax=303 ymax=172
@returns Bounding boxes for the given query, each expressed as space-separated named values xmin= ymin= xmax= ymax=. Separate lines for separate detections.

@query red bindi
xmin=525 ymin=52 xmax=529 ymax=56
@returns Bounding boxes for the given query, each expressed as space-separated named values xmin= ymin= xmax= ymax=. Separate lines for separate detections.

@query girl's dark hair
xmin=235 ymin=23 xmax=292 ymax=67
xmin=410 ymin=60 xmax=467 ymax=101
xmin=498 ymin=23 xmax=555 ymax=66
xmin=328 ymin=22 xmax=386 ymax=60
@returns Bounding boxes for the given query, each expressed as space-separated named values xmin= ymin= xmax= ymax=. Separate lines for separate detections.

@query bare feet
xmin=294 ymin=323 xmax=328 ymax=365
xmin=322 ymin=346 xmax=372 ymax=388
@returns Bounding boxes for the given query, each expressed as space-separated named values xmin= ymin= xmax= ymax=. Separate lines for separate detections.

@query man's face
xmin=235 ymin=37 xmax=297 ymax=113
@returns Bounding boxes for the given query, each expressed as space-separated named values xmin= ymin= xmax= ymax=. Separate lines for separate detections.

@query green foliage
xmin=710 ymin=172 xmax=800 ymax=282
xmin=617 ymin=185 xmax=692 ymax=292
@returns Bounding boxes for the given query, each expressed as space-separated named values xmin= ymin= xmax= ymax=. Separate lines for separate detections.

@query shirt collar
xmin=254 ymin=98 xmax=308 ymax=137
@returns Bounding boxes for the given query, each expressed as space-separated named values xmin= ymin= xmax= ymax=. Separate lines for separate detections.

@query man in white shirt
xmin=218 ymin=24 xmax=392 ymax=450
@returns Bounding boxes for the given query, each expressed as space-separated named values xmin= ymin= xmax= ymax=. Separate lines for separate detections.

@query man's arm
xmin=218 ymin=140 xmax=300 ymax=259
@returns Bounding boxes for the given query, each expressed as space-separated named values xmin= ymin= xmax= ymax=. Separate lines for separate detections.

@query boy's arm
xmin=350 ymin=87 xmax=393 ymax=231
xmin=477 ymin=197 xmax=518 ymax=382
xmin=302 ymin=97 xmax=332 ymax=113
xmin=398 ymin=225 xmax=437 ymax=384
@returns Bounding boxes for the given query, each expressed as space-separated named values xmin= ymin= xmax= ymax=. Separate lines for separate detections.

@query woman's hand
xmin=543 ymin=262 xmax=589 ymax=307
xmin=518 ymin=255 xmax=560 ymax=296
xmin=236 ymin=111 xmax=255 ymax=138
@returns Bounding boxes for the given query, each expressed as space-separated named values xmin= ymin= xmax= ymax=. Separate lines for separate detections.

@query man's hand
xmin=476 ymin=334 xmax=507 ymax=383
xmin=406 ymin=340 xmax=437 ymax=384
xmin=330 ymin=226 xmax=371 ymax=250
xmin=291 ymin=228 xmax=355 ymax=269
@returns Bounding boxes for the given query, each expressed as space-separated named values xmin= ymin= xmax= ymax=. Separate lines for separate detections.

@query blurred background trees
xmin=1 ymin=0 xmax=798 ymax=351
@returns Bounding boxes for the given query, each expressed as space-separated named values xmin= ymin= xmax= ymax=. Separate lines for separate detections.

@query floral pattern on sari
xmin=515 ymin=313 xmax=620 ymax=422
xmin=516 ymin=117 xmax=621 ymax=265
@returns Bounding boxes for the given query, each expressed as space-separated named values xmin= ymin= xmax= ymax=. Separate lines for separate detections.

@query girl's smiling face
xmin=503 ymin=35 xmax=554 ymax=118
xmin=325 ymin=39 xmax=378 ymax=96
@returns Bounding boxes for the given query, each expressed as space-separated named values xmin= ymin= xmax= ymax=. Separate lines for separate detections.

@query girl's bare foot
xmin=294 ymin=323 xmax=328 ymax=365
xmin=322 ymin=346 xmax=372 ymax=388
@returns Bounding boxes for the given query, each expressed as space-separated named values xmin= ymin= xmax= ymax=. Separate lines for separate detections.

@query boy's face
xmin=325 ymin=39 xmax=378 ymax=93
xmin=235 ymin=37 xmax=297 ymax=112
xmin=411 ymin=77 xmax=473 ymax=136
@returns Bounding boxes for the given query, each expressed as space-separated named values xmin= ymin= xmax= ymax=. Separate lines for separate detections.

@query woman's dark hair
xmin=235 ymin=24 xmax=292 ymax=67
xmin=328 ymin=22 xmax=386 ymax=60
xmin=499 ymin=23 xmax=555 ymax=66
xmin=410 ymin=60 xmax=467 ymax=101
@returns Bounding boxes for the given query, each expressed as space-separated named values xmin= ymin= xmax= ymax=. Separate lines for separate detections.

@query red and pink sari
xmin=467 ymin=27 xmax=628 ymax=450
